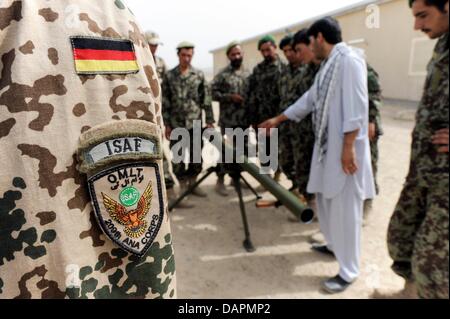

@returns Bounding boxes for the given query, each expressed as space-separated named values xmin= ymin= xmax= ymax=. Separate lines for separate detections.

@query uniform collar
xmin=176 ymin=65 xmax=196 ymax=76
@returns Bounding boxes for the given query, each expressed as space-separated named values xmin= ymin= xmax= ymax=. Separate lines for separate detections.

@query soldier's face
xmin=259 ymin=42 xmax=277 ymax=62
xmin=295 ymin=43 xmax=315 ymax=64
xmin=412 ymin=0 xmax=449 ymax=39
xmin=282 ymin=45 xmax=298 ymax=65
xmin=149 ymin=44 xmax=158 ymax=56
xmin=178 ymin=48 xmax=194 ymax=67
xmin=228 ymin=46 xmax=244 ymax=68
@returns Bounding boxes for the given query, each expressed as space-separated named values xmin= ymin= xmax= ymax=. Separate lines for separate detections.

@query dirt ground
xmin=168 ymin=102 xmax=417 ymax=299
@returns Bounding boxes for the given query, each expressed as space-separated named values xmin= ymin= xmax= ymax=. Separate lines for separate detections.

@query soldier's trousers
xmin=163 ymin=150 xmax=175 ymax=190
xmin=279 ymin=122 xmax=296 ymax=184
xmin=169 ymin=128 xmax=203 ymax=182
xmin=370 ymin=136 xmax=380 ymax=195
xmin=387 ymin=175 xmax=449 ymax=299
xmin=291 ymin=121 xmax=315 ymax=201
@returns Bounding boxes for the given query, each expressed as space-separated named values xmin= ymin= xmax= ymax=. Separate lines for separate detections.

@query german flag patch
xmin=70 ymin=36 xmax=139 ymax=75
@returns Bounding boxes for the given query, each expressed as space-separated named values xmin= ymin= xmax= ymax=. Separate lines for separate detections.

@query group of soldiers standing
xmin=145 ymin=29 xmax=383 ymax=220
xmin=0 ymin=0 xmax=447 ymax=299
xmin=145 ymin=0 xmax=448 ymax=298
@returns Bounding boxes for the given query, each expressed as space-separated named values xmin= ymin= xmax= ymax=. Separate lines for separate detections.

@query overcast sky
xmin=126 ymin=0 xmax=364 ymax=69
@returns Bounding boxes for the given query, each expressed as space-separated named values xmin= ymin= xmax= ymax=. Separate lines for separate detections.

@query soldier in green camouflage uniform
xmin=248 ymin=35 xmax=284 ymax=126
xmin=211 ymin=42 xmax=250 ymax=196
xmin=387 ymin=0 xmax=449 ymax=299
xmin=0 ymin=0 xmax=175 ymax=298
xmin=248 ymin=35 xmax=284 ymax=169
xmin=163 ymin=42 xmax=215 ymax=198
xmin=290 ymin=30 xmax=320 ymax=205
xmin=364 ymin=64 xmax=384 ymax=219
xmin=145 ymin=31 xmax=167 ymax=82
xmin=278 ymin=35 xmax=303 ymax=188
xmin=144 ymin=31 xmax=176 ymax=201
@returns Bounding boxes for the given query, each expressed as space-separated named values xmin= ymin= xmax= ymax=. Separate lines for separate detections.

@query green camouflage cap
xmin=258 ymin=34 xmax=276 ymax=50
xmin=226 ymin=40 xmax=241 ymax=55
xmin=177 ymin=41 xmax=195 ymax=50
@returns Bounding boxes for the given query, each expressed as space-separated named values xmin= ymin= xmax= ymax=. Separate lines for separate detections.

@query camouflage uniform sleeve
xmin=162 ymin=59 xmax=168 ymax=77
xmin=246 ymin=71 xmax=258 ymax=126
xmin=211 ymin=72 xmax=231 ymax=103
xmin=162 ymin=73 xmax=173 ymax=128
xmin=367 ymin=65 xmax=384 ymax=135
xmin=199 ymin=73 xmax=215 ymax=125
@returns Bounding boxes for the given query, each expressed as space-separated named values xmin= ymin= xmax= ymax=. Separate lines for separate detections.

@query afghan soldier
xmin=290 ymin=30 xmax=321 ymax=210
xmin=247 ymin=35 xmax=284 ymax=175
xmin=364 ymin=64 xmax=384 ymax=221
xmin=145 ymin=31 xmax=167 ymax=82
xmin=277 ymin=35 xmax=302 ymax=191
xmin=0 ymin=0 xmax=175 ymax=298
xmin=144 ymin=31 xmax=181 ymax=208
xmin=212 ymin=41 xmax=251 ymax=197
xmin=385 ymin=0 xmax=449 ymax=299
xmin=163 ymin=42 xmax=215 ymax=202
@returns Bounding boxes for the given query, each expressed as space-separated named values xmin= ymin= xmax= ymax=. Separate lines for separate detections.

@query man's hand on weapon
xmin=258 ymin=114 xmax=288 ymax=136
xmin=432 ymin=128 xmax=449 ymax=153
xmin=230 ymin=94 xmax=245 ymax=105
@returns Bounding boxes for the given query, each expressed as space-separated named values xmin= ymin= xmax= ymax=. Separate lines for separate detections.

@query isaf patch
xmin=77 ymin=120 xmax=165 ymax=257
xmin=70 ymin=36 xmax=139 ymax=75
xmin=88 ymin=163 xmax=164 ymax=257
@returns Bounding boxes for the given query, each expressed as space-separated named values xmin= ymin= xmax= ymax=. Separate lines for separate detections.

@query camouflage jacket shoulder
xmin=162 ymin=66 xmax=214 ymax=129
xmin=278 ymin=63 xmax=304 ymax=112
xmin=410 ymin=33 xmax=449 ymax=181
xmin=247 ymin=56 xmax=285 ymax=124
xmin=299 ymin=63 xmax=320 ymax=95
xmin=154 ymin=55 xmax=167 ymax=82
xmin=212 ymin=65 xmax=250 ymax=127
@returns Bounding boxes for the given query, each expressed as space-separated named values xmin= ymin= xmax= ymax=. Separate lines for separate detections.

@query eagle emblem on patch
xmin=102 ymin=181 xmax=152 ymax=239
xmin=88 ymin=162 xmax=164 ymax=257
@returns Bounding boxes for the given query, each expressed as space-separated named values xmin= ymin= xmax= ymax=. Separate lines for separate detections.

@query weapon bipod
xmin=168 ymin=165 xmax=263 ymax=253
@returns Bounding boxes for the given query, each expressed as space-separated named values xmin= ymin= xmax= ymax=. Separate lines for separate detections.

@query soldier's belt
xmin=77 ymin=120 xmax=165 ymax=257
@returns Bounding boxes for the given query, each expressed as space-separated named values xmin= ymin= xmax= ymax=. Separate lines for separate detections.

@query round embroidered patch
xmin=120 ymin=186 xmax=140 ymax=207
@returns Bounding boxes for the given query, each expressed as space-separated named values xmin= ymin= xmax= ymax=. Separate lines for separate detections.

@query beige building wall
xmin=211 ymin=0 xmax=436 ymax=102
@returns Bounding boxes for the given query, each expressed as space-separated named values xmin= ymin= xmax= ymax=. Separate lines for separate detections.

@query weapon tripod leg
xmin=169 ymin=167 xmax=217 ymax=212
xmin=232 ymin=174 xmax=256 ymax=253
xmin=240 ymin=174 xmax=263 ymax=200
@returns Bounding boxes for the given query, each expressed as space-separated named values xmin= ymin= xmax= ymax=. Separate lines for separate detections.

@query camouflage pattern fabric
xmin=169 ymin=128 xmax=204 ymax=182
xmin=290 ymin=63 xmax=319 ymax=198
xmin=247 ymin=56 xmax=284 ymax=126
xmin=388 ymin=33 xmax=449 ymax=299
xmin=212 ymin=64 xmax=250 ymax=128
xmin=278 ymin=63 xmax=304 ymax=183
xmin=154 ymin=55 xmax=167 ymax=84
xmin=163 ymin=151 xmax=175 ymax=190
xmin=367 ymin=64 xmax=383 ymax=195
xmin=0 ymin=0 xmax=176 ymax=299
xmin=151 ymin=54 xmax=175 ymax=190
xmin=162 ymin=66 xmax=214 ymax=130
